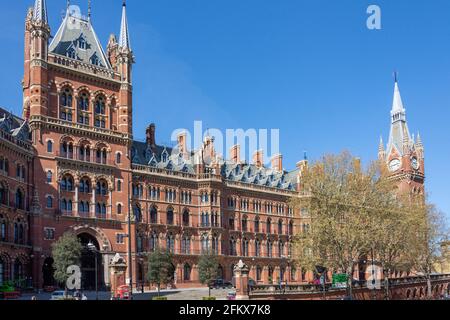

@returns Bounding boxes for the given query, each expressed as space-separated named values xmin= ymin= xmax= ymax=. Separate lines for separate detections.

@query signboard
xmin=332 ymin=274 xmax=348 ymax=289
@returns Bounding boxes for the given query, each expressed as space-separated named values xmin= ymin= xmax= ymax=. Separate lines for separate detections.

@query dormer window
xmin=67 ymin=48 xmax=76 ymax=59
xmin=79 ymin=38 xmax=86 ymax=50
xmin=90 ymin=53 xmax=100 ymax=66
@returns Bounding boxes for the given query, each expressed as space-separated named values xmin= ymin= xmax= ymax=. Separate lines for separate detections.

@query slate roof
xmin=132 ymin=140 xmax=298 ymax=191
xmin=0 ymin=108 xmax=30 ymax=143
xmin=49 ymin=13 xmax=111 ymax=69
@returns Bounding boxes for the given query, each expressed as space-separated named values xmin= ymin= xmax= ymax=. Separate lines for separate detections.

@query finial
xmin=393 ymin=71 xmax=398 ymax=83
xmin=303 ymin=151 xmax=308 ymax=161
xmin=88 ymin=0 xmax=92 ymax=20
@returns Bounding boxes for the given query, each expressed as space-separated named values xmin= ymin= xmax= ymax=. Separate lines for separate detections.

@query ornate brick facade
xmin=0 ymin=1 xmax=425 ymax=292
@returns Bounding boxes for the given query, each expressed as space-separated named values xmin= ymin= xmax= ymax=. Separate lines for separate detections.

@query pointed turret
xmin=33 ymin=0 xmax=48 ymax=24
xmin=378 ymin=136 xmax=386 ymax=160
xmin=386 ymin=77 xmax=411 ymax=157
xmin=119 ymin=0 xmax=131 ymax=50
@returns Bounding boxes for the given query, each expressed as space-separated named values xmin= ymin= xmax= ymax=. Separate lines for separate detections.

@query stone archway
xmin=77 ymin=233 xmax=104 ymax=291
xmin=42 ymin=257 xmax=55 ymax=287
xmin=71 ymin=225 xmax=113 ymax=290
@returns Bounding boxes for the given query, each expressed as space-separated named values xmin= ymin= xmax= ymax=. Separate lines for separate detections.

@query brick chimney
xmin=146 ymin=124 xmax=156 ymax=148
xmin=177 ymin=131 xmax=188 ymax=157
xmin=271 ymin=154 xmax=283 ymax=172
xmin=230 ymin=144 xmax=241 ymax=164
xmin=253 ymin=150 xmax=264 ymax=168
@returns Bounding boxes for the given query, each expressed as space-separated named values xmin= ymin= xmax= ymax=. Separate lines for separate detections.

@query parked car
xmin=209 ymin=279 xmax=233 ymax=289
xmin=50 ymin=291 xmax=70 ymax=301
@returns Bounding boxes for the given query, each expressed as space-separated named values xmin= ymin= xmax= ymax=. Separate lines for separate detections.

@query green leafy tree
xmin=147 ymin=248 xmax=174 ymax=297
xmin=52 ymin=232 xmax=82 ymax=295
xmin=198 ymin=251 xmax=219 ymax=297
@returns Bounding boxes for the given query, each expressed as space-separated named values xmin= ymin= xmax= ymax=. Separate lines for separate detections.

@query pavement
xmin=18 ymin=287 xmax=232 ymax=301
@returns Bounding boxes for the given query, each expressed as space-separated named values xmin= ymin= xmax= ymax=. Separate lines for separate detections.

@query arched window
xmin=167 ymin=209 xmax=174 ymax=225
xmin=241 ymin=216 xmax=248 ymax=232
xmin=149 ymin=233 xmax=158 ymax=252
xmin=255 ymin=239 xmax=261 ymax=257
xmin=278 ymin=241 xmax=284 ymax=258
xmin=0 ymin=183 xmax=7 ymax=205
xmin=289 ymin=221 xmax=294 ymax=235
xmin=117 ymin=180 xmax=122 ymax=192
xmin=242 ymin=238 xmax=249 ymax=257
xmin=166 ymin=234 xmax=175 ymax=253
xmin=184 ymin=264 xmax=191 ymax=281
xmin=117 ymin=204 xmax=122 ymax=215
xmin=46 ymin=196 xmax=53 ymax=208
xmin=133 ymin=204 xmax=142 ymax=222
xmin=181 ymin=236 xmax=191 ymax=254
xmin=116 ymin=153 xmax=121 ymax=164
xmin=267 ymin=240 xmax=273 ymax=258
xmin=47 ymin=141 xmax=53 ymax=153
xmin=150 ymin=207 xmax=158 ymax=224
xmin=15 ymin=189 xmax=24 ymax=210
xmin=266 ymin=218 xmax=272 ymax=234
xmin=94 ymin=96 xmax=106 ymax=128
xmin=182 ymin=210 xmax=190 ymax=227
xmin=0 ymin=257 xmax=4 ymax=286
xmin=254 ymin=217 xmax=260 ymax=233
xmin=201 ymin=234 xmax=209 ymax=254
xmin=77 ymin=92 xmax=90 ymax=124
xmin=278 ymin=220 xmax=283 ymax=235
xmin=0 ymin=215 xmax=7 ymax=242
xmin=256 ymin=266 xmax=262 ymax=282
xmin=96 ymin=181 xmax=108 ymax=196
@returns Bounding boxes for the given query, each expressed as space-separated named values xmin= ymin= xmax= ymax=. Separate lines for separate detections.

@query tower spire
xmin=119 ymin=0 xmax=131 ymax=50
xmin=33 ymin=0 xmax=48 ymax=24
xmin=88 ymin=0 xmax=92 ymax=20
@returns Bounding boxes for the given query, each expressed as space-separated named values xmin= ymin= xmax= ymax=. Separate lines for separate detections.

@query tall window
xmin=0 ymin=216 xmax=7 ymax=242
xmin=256 ymin=266 xmax=262 ymax=282
xmin=133 ymin=204 xmax=142 ymax=222
xmin=267 ymin=241 xmax=273 ymax=258
xmin=0 ymin=183 xmax=7 ymax=205
xmin=167 ymin=209 xmax=174 ymax=225
xmin=182 ymin=210 xmax=190 ymax=227
xmin=78 ymin=92 xmax=90 ymax=125
xmin=150 ymin=207 xmax=158 ymax=224
xmin=117 ymin=204 xmax=122 ymax=215
xmin=255 ymin=240 xmax=261 ymax=257
xmin=266 ymin=219 xmax=272 ymax=234
xmin=60 ymin=88 xmax=73 ymax=121
xmin=181 ymin=236 xmax=191 ymax=254
xmin=94 ymin=96 xmax=106 ymax=128
xmin=46 ymin=196 xmax=53 ymax=208
xmin=201 ymin=235 xmax=209 ymax=254
xmin=149 ymin=233 xmax=158 ymax=252
xmin=47 ymin=141 xmax=53 ymax=153
xmin=15 ymin=189 xmax=24 ymax=210
xmin=166 ymin=234 xmax=175 ymax=253
xmin=183 ymin=264 xmax=191 ymax=281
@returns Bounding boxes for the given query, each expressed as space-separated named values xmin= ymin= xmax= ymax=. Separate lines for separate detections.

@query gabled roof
xmin=49 ymin=13 xmax=111 ymax=69
xmin=0 ymin=107 xmax=30 ymax=143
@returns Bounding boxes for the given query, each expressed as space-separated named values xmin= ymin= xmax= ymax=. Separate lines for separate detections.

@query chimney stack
xmin=177 ymin=131 xmax=188 ymax=157
xmin=230 ymin=144 xmax=241 ymax=164
xmin=271 ymin=154 xmax=283 ymax=172
xmin=146 ymin=124 xmax=156 ymax=148
xmin=253 ymin=150 xmax=264 ymax=168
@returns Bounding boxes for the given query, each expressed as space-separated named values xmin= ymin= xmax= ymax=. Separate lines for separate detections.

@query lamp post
xmin=87 ymin=242 xmax=99 ymax=300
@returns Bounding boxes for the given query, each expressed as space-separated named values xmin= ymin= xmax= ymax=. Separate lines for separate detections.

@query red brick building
xmin=0 ymin=0 xmax=424 ymax=291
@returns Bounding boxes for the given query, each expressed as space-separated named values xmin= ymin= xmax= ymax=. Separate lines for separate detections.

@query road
xmin=18 ymin=288 xmax=231 ymax=301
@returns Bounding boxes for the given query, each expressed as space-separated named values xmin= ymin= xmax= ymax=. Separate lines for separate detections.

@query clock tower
xmin=378 ymin=78 xmax=425 ymax=195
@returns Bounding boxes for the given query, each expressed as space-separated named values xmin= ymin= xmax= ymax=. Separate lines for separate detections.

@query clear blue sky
xmin=0 ymin=0 xmax=449 ymax=218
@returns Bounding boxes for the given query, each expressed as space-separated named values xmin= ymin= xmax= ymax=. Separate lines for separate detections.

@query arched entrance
xmin=217 ymin=265 xmax=224 ymax=280
xmin=78 ymin=233 xmax=104 ymax=291
xmin=42 ymin=257 xmax=55 ymax=287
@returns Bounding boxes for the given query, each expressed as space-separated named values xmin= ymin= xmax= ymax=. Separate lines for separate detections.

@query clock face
xmin=389 ymin=159 xmax=401 ymax=172
xmin=411 ymin=157 xmax=420 ymax=170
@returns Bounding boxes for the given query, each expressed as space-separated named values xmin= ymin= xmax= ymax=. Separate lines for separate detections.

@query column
xmin=91 ymin=181 xmax=96 ymax=218
xmin=234 ymin=260 xmax=250 ymax=300
xmin=108 ymin=189 xmax=113 ymax=219
xmin=74 ymin=184 xmax=79 ymax=216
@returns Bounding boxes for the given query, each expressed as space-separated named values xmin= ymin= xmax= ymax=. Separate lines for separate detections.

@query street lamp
xmin=87 ymin=242 xmax=99 ymax=301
